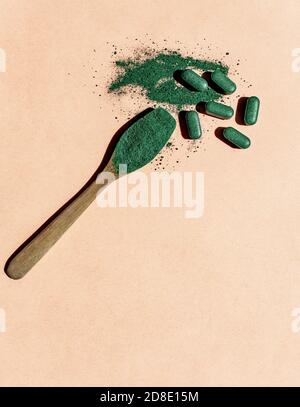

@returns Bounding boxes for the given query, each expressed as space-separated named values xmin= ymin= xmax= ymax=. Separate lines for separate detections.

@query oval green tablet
xmin=244 ymin=96 xmax=260 ymax=125
xmin=211 ymin=68 xmax=236 ymax=94
xmin=205 ymin=101 xmax=234 ymax=119
xmin=223 ymin=127 xmax=251 ymax=149
xmin=184 ymin=110 xmax=202 ymax=139
xmin=180 ymin=69 xmax=208 ymax=92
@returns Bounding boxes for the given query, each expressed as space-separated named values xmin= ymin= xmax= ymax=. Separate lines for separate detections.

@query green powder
xmin=109 ymin=51 xmax=228 ymax=110
xmin=112 ymin=108 xmax=176 ymax=173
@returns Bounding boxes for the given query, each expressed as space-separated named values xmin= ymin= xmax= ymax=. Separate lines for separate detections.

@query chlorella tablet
xmin=180 ymin=69 xmax=208 ymax=92
xmin=205 ymin=101 xmax=234 ymax=119
xmin=184 ymin=111 xmax=202 ymax=139
xmin=244 ymin=96 xmax=260 ymax=125
xmin=211 ymin=69 xmax=236 ymax=94
xmin=223 ymin=127 xmax=251 ymax=149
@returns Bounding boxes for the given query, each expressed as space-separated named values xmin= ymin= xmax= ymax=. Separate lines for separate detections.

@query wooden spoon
xmin=5 ymin=108 xmax=176 ymax=280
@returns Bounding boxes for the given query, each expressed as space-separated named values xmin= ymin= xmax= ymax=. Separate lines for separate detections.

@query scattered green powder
xmin=112 ymin=108 xmax=176 ymax=173
xmin=109 ymin=51 xmax=228 ymax=110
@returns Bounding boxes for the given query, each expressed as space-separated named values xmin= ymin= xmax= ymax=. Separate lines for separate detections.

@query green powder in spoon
xmin=112 ymin=108 xmax=176 ymax=174
xmin=109 ymin=51 xmax=228 ymax=110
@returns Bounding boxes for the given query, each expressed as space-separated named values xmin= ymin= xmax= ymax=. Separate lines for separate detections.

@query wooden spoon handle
xmin=5 ymin=177 xmax=110 ymax=280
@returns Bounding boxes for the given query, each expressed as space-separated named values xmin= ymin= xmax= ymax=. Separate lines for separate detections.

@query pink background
xmin=0 ymin=0 xmax=300 ymax=386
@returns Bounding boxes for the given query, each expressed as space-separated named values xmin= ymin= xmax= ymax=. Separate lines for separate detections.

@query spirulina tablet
xmin=223 ymin=127 xmax=251 ymax=149
xmin=184 ymin=111 xmax=202 ymax=139
xmin=244 ymin=96 xmax=260 ymax=125
xmin=211 ymin=69 xmax=236 ymax=94
xmin=180 ymin=69 xmax=208 ymax=92
xmin=205 ymin=101 xmax=234 ymax=119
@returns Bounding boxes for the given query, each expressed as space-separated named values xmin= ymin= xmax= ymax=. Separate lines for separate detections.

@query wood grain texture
xmin=5 ymin=160 xmax=118 ymax=280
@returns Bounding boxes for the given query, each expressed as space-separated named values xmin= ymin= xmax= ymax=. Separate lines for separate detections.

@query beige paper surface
xmin=0 ymin=0 xmax=300 ymax=386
